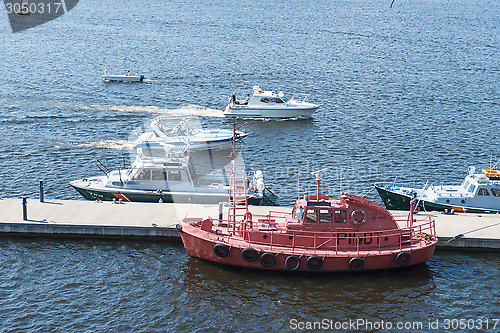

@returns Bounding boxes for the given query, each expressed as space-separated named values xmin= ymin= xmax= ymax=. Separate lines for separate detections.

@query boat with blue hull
xmin=375 ymin=167 xmax=500 ymax=214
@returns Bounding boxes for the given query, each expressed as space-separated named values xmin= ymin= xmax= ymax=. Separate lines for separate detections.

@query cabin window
xmin=304 ymin=209 xmax=317 ymax=223
xmin=151 ymin=170 xmax=166 ymax=180
xmin=468 ymin=184 xmax=476 ymax=193
xmin=293 ymin=207 xmax=304 ymax=221
xmin=133 ymin=169 xmax=150 ymax=180
xmin=319 ymin=209 xmax=332 ymax=223
xmin=478 ymin=188 xmax=490 ymax=196
xmin=168 ymin=170 xmax=182 ymax=181
xmin=462 ymin=180 xmax=470 ymax=189
xmin=334 ymin=209 xmax=347 ymax=223
xmin=491 ymin=188 xmax=500 ymax=197
xmin=259 ymin=97 xmax=284 ymax=103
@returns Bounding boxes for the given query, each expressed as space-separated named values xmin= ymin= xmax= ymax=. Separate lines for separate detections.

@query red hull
xmin=179 ymin=223 xmax=437 ymax=272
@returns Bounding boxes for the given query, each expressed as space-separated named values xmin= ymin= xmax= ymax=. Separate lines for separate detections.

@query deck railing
xmin=216 ymin=212 xmax=436 ymax=256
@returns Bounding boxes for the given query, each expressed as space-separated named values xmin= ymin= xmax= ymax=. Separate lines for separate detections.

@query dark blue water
xmin=1 ymin=0 xmax=499 ymax=331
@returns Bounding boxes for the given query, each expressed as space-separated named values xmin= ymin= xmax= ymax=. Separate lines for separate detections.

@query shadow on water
xmin=181 ymin=256 xmax=433 ymax=293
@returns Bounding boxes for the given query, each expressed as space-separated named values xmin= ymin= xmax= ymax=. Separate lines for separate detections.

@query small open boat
xmin=224 ymin=86 xmax=319 ymax=119
xmin=178 ymin=170 xmax=437 ymax=272
xmin=133 ymin=117 xmax=247 ymax=151
xmin=102 ymin=71 xmax=144 ymax=82
xmin=375 ymin=165 xmax=500 ymax=214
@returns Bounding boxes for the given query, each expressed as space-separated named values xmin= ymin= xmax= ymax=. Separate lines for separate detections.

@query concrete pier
xmin=0 ymin=198 xmax=499 ymax=250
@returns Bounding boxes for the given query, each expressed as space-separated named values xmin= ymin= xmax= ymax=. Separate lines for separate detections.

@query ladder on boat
xmin=228 ymin=166 xmax=249 ymax=232
xmin=228 ymin=123 xmax=249 ymax=233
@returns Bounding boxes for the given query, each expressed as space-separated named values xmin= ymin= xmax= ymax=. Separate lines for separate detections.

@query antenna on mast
xmin=310 ymin=168 xmax=328 ymax=198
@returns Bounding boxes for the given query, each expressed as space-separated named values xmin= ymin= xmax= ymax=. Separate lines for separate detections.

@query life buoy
xmin=260 ymin=252 xmax=275 ymax=268
xmin=306 ymin=255 xmax=323 ymax=270
xmin=242 ymin=248 xmax=258 ymax=262
xmin=396 ymin=251 xmax=411 ymax=266
xmin=285 ymin=255 xmax=300 ymax=271
xmin=214 ymin=243 xmax=229 ymax=258
xmin=351 ymin=210 xmax=366 ymax=225
xmin=349 ymin=257 xmax=364 ymax=272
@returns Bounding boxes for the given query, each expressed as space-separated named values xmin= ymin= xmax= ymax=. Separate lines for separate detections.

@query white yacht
xmin=224 ymin=86 xmax=319 ymax=119
xmin=133 ymin=117 xmax=247 ymax=151
xmin=70 ymin=153 xmax=278 ymax=205
xmin=375 ymin=167 xmax=500 ymax=213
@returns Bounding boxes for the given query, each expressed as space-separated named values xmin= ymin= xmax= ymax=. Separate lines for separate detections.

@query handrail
xmin=221 ymin=219 xmax=436 ymax=255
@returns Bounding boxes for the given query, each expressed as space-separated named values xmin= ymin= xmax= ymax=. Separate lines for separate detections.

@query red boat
xmin=178 ymin=129 xmax=437 ymax=272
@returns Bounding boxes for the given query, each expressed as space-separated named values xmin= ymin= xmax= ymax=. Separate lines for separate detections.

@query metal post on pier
xmin=22 ymin=196 xmax=27 ymax=220
xmin=39 ymin=180 xmax=44 ymax=203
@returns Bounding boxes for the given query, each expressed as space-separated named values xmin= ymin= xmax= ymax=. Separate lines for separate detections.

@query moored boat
xmin=375 ymin=166 xmax=500 ymax=213
xmin=178 ymin=170 xmax=437 ymax=272
xmin=70 ymin=153 xmax=278 ymax=205
xmin=133 ymin=117 xmax=247 ymax=151
xmin=224 ymin=86 xmax=319 ymax=119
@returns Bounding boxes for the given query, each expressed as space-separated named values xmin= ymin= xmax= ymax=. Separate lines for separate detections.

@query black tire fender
xmin=307 ymin=255 xmax=323 ymax=270
xmin=260 ymin=252 xmax=276 ymax=268
xmin=214 ymin=243 xmax=229 ymax=258
xmin=285 ymin=255 xmax=301 ymax=271
xmin=241 ymin=248 xmax=258 ymax=262
xmin=349 ymin=257 xmax=364 ymax=272
xmin=396 ymin=251 xmax=411 ymax=266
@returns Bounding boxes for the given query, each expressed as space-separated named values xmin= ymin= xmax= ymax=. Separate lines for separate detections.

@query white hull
xmin=224 ymin=105 xmax=318 ymax=118
xmin=102 ymin=75 xmax=144 ymax=82
xmin=134 ymin=138 xmax=235 ymax=150
xmin=133 ymin=129 xmax=246 ymax=151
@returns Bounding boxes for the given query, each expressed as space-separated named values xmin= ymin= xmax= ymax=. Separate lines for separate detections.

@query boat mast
xmin=311 ymin=168 xmax=328 ymax=199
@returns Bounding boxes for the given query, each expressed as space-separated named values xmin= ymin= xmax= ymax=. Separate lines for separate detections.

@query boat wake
xmin=81 ymin=104 xmax=225 ymax=117
xmin=55 ymin=139 xmax=133 ymax=150
xmin=162 ymin=104 xmax=225 ymax=118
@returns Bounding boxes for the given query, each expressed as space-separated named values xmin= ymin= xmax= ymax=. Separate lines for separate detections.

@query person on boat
xmin=232 ymin=92 xmax=237 ymax=104
xmin=177 ymin=121 xmax=187 ymax=135
xmin=127 ymin=70 xmax=133 ymax=76
xmin=104 ymin=70 xmax=108 ymax=76
xmin=243 ymin=94 xmax=250 ymax=105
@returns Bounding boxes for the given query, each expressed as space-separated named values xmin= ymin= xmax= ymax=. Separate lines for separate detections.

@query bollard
xmin=218 ymin=202 xmax=223 ymax=222
xmin=22 ymin=196 xmax=27 ymax=221
xmin=39 ymin=180 xmax=44 ymax=203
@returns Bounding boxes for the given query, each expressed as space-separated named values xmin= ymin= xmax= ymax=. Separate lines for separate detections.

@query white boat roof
xmin=131 ymin=153 xmax=190 ymax=169
xmin=252 ymin=86 xmax=285 ymax=98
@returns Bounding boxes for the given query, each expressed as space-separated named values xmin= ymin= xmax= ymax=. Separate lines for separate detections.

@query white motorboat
xmin=70 ymin=153 xmax=278 ymax=205
xmin=224 ymin=86 xmax=319 ymax=119
xmin=133 ymin=117 xmax=247 ymax=151
xmin=102 ymin=71 xmax=144 ymax=82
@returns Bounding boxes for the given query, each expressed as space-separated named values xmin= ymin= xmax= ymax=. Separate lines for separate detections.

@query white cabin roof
xmin=252 ymin=86 xmax=285 ymax=98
